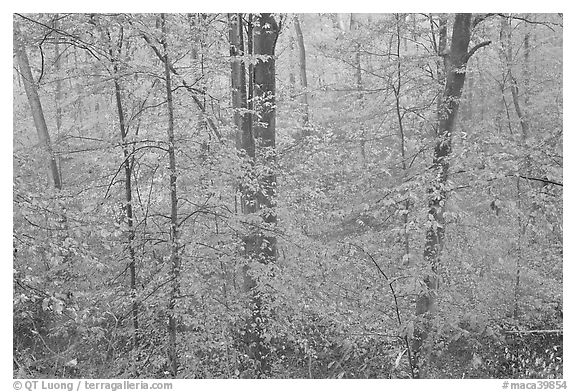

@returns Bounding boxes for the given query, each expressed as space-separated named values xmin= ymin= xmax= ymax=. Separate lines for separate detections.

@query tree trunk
xmin=392 ymin=14 xmax=411 ymax=267
xmin=105 ymin=27 xmax=140 ymax=349
xmin=161 ymin=14 xmax=181 ymax=378
xmin=293 ymin=15 xmax=310 ymax=129
xmin=413 ymin=13 xmax=490 ymax=378
xmin=245 ymin=12 xmax=279 ymax=377
xmin=500 ymin=15 xmax=532 ymax=320
xmin=53 ymin=16 xmax=63 ymax=134
xmin=14 ymin=22 xmax=62 ymax=190
xmin=349 ymin=14 xmax=366 ymax=166
xmin=228 ymin=14 xmax=252 ymax=156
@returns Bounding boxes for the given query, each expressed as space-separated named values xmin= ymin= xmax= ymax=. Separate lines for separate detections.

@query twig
xmin=346 ymin=243 xmax=415 ymax=379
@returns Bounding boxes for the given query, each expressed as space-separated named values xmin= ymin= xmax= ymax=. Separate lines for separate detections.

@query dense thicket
xmin=13 ymin=13 xmax=562 ymax=379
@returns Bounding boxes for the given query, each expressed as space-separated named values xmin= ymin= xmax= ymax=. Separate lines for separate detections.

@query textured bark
xmin=227 ymin=12 xmax=278 ymax=377
xmin=161 ymin=14 xmax=181 ymax=378
xmin=14 ymin=22 xmax=62 ymax=190
xmin=413 ymin=13 xmax=490 ymax=378
xmin=293 ymin=15 xmax=310 ymax=128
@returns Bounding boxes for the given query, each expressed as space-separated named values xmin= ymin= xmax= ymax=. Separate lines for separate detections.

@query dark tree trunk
xmin=413 ymin=13 xmax=490 ymax=378
xmin=245 ymin=12 xmax=279 ymax=377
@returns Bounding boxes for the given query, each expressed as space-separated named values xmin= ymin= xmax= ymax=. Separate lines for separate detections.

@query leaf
xmin=65 ymin=358 xmax=78 ymax=367
xmin=394 ymin=348 xmax=407 ymax=369
xmin=54 ymin=300 xmax=64 ymax=314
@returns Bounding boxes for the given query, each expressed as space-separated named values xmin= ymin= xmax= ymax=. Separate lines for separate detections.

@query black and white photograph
xmin=12 ymin=11 xmax=564 ymax=383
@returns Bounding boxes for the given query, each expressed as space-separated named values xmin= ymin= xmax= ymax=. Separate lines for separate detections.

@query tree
xmin=246 ymin=12 xmax=280 ymax=377
xmin=13 ymin=21 xmax=62 ymax=190
xmin=293 ymin=15 xmax=310 ymax=129
xmin=413 ymin=13 xmax=491 ymax=377
xmin=159 ymin=14 xmax=182 ymax=377
xmin=12 ymin=13 xmax=562 ymax=380
xmin=89 ymin=15 xmax=141 ymax=350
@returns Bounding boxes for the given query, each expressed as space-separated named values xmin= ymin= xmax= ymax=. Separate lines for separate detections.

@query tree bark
xmin=161 ymin=14 xmax=181 ymax=378
xmin=244 ymin=12 xmax=279 ymax=377
xmin=413 ymin=13 xmax=490 ymax=378
xmin=14 ymin=22 xmax=62 ymax=190
xmin=228 ymin=14 xmax=253 ymax=157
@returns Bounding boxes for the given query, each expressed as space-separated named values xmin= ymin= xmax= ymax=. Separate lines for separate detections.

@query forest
xmin=13 ymin=13 xmax=563 ymax=379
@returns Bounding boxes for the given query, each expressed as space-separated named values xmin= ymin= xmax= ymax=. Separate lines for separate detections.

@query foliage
xmin=13 ymin=13 xmax=562 ymax=379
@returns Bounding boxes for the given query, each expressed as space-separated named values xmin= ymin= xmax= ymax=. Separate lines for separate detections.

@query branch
xmin=464 ymin=40 xmax=492 ymax=63
xmin=472 ymin=13 xmax=496 ymax=28
xmin=504 ymin=329 xmax=562 ymax=335
xmin=517 ymin=175 xmax=563 ymax=187
xmin=15 ymin=13 xmax=107 ymax=61
xmin=472 ymin=13 xmax=559 ymax=31
xmin=497 ymin=13 xmax=560 ymax=31
xmin=346 ymin=243 xmax=415 ymax=379
xmin=135 ymin=27 xmax=223 ymax=143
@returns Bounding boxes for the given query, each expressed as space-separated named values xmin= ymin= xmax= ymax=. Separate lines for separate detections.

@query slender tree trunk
xmin=500 ymin=15 xmax=531 ymax=320
xmin=14 ymin=22 xmax=62 ymax=190
xmin=52 ymin=15 xmax=65 ymax=185
xmin=293 ymin=15 xmax=310 ymax=130
xmin=413 ymin=13 xmax=490 ymax=378
xmin=53 ymin=16 xmax=63 ymax=134
xmin=92 ymin=16 xmax=141 ymax=349
xmin=349 ymin=14 xmax=366 ymax=166
xmin=247 ymin=14 xmax=255 ymax=139
xmin=161 ymin=14 xmax=181 ymax=377
xmin=111 ymin=46 xmax=139 ymax=349
xmin=392 ymin=14 xmax=411 ymax=266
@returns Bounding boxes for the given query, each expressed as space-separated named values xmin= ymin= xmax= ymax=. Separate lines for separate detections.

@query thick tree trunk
xmin=14 ymin=22 xmax=62 ymax=190
xmin=413 ymin=13 xmax=490 ymax=378
xmin=228 ymin=14 xmax=253 ymax=158
xmin=161 ymin=14 xmax=181 ymax=378
xmin=244 ymin=13 xmax=279 ymax=377
xmin=293 ymin=15 xmax=310 ymax=129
